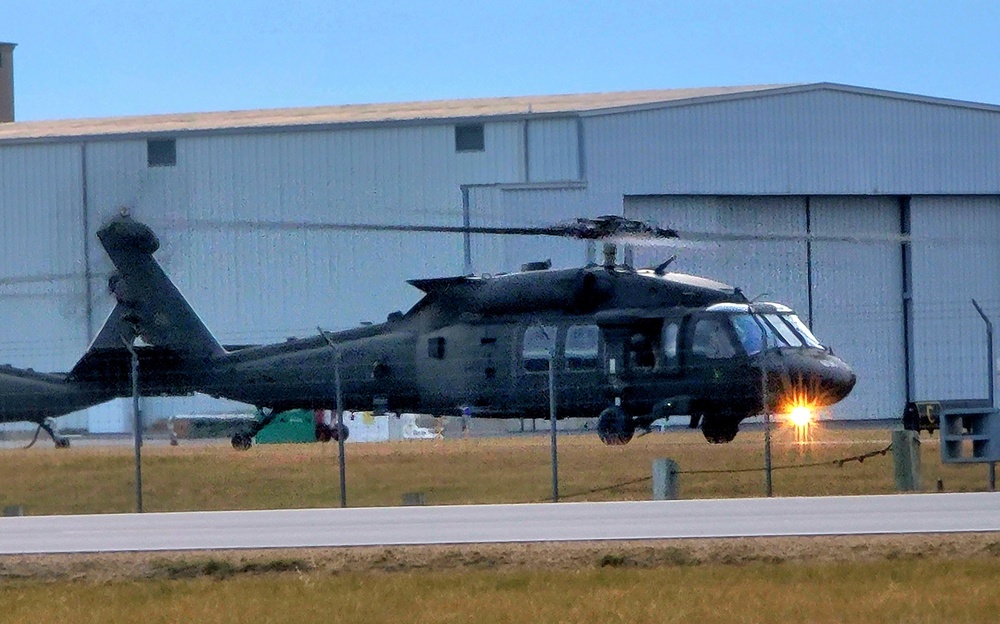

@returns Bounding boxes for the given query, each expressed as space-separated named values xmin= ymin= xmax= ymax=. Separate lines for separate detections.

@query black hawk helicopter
xmin=74 ymin=213 xmax=855 ymax=449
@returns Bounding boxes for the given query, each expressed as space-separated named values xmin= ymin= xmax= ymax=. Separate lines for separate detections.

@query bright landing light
xmin=787 ymin=405 xmax=814 ymax=428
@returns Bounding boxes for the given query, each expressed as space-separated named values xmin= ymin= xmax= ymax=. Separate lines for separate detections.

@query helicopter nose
xmin=762 ymin=350 xmax=856 ymax=409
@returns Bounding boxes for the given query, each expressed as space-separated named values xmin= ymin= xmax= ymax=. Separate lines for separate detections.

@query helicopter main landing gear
xmin=596 ymin=406 xmax=636 ymax=445
xmin=700 ymin=415 xmax=739 ymax=444
xmin=231 ymin=408 xmax=280 ymax=450
xmin=315 ymin=422 xmax=349 ymax=443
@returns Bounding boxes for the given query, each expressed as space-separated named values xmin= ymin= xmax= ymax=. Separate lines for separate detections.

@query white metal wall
xmin=83 ymin=123 xmax=530 ymax=344
xmin=809 ymin=197 xmax=905 ymax=420
xmin=584 ymin=89 xmax=1000 ymax=196
xmin=625 ymin=195 xmax=810 ymax=314
xmin=526 ymin=118 xmax=580 ymax=182
xmin=910 ymin=196 xmax=1000 ymax=402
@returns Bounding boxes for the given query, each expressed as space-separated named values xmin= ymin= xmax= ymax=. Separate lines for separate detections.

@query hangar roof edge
xmin=1 ymin=82 xmax=998 ymax=144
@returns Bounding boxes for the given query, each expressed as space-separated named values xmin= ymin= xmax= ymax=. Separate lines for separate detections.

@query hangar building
xmin=1 ymin=57 xmax=999 ymax=431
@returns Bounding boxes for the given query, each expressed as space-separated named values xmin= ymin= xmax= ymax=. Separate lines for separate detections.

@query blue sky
xmin=6 ymin=0 xmax=1000 ymax=121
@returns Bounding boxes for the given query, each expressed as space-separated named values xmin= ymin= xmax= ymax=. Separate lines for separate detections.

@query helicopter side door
xmin=682 ymin=312 xmax=755 ymax=413
xmin=615 ymin=316 xmax=686 ymax=415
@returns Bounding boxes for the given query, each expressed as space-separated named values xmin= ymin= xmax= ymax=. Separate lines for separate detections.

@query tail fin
xmin=96 ymin=215 xmax=224 ymax=360
xmin=67 ymin=303 xmax=133 ymax=382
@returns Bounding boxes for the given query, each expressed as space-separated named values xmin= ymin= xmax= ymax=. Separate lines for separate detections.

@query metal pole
xmin=124 ymin=339 xmax=143 ymax=513
xmin=549 ymin=347 xmax=559 ymax=503
xmin=749 ymin=308 xmax=774 ymax=498
xmin=972 ymin=299 xmax=996 ymax=491
xmin=319 ymin=327 xmax=348 ymax=507
xmin=764 ymin=411 xmax=773 ymax=497
xmin=334 ymin=348 xmax=347 ymax=508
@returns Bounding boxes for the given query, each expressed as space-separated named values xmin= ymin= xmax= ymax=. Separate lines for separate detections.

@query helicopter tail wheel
xmin=41 ymin=418 xmax=70 ymax=449
xmin=231 ymin=432 xmax=253 ymax=450
xmin=596 ymin=406 xmax=635 ymax=445
xmin=701 ymin=417 xmax=739 ymax=444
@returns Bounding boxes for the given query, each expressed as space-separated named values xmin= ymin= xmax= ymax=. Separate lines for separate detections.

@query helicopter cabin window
xmin=692 ymin=317 xmax=737 ymax=359
xmin=628 ymin=326 xmax=660 ymax=370
xmin=565 ymin=325 xmax=599 ymax=370
xmin=661 ymin=322 xmax=680 ymax=365
xmin=522 ymin=325 xmax=556 ymax=372
xmin=427 ymin=337 xmax=446 ymax=359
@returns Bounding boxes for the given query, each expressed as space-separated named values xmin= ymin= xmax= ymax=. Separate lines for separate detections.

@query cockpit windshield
xmin=726 ymin=311 xmax=824 ymax=354
xmin=783 ymin=314 xmax=823 ymax=348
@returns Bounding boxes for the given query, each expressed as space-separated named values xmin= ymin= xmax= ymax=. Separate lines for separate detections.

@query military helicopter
xmin=86 ymin=213 xmax=856 ymax=449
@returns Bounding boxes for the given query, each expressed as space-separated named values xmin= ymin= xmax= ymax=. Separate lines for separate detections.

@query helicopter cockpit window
xmin=692 ymin=317 xmax=737 ymax=359
xmin=729 ymin=314 xmax=765 ymax=355
xmin=565 ymin=325 xmax=599 ymax=370
xmin=522 ymin=325 xmax=556 ymax=372
xmin=783 ymin=314 xmax=824 ymax=348
xmin=763 ymin=314 xmax=803 ymax=347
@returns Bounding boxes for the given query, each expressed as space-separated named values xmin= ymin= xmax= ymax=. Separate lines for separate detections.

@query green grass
xmin=3 ymin=558 xmax=1000 ymax=624
xmin=0 ymin=427 xmax=993 ymax=515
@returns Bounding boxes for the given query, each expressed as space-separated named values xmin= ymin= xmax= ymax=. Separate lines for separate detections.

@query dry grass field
xmin=0 ymin=424 xmax=992 ymax=515
xmin=3 ymin=535 xmax=1000 ymax=623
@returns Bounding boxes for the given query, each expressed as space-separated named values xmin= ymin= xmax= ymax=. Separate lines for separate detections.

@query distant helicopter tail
xmin=94 ymin=215 xmax=225 ymax=361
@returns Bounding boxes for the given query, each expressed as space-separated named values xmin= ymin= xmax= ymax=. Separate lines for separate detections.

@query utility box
xmin=940 ymin=405 xmax=1000 ymax=463
xmin=254 ymin=409 xmax=319 ymax=444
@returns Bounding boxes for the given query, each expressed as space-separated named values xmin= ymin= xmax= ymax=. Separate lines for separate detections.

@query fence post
xmin=892 ymin=430 xmax=921 ymax=491
xmin=652 ymin=458 xmax=679 ymax=500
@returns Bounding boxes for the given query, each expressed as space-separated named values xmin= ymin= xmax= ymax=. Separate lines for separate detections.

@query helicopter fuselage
xmin=131 ymin=265 xmax=855 ymax=445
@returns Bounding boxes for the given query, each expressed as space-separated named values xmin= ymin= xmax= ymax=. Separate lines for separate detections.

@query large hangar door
xmin=810 ymin=197 xmax=905 ymax=420
xmin=625 ymin=196 xmax=809 ymax=315
xmin=910 ymin=196 xmax=1000 ymax=402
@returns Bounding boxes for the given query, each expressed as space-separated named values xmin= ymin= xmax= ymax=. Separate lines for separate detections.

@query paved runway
xmin=1 ymin=492 xmax=998 ymax=555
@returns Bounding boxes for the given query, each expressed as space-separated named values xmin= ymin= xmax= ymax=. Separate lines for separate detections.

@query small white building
xmin=1 ymin=65 xmax=999 ymax=429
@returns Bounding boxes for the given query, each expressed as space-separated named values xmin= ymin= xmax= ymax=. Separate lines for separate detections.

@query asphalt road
xmin=1 ymin=492 xmax=998 ymax=555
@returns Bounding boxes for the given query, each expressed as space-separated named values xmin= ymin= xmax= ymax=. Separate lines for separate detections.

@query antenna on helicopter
xmin=653 ymin=256 xmax=677 ymax=275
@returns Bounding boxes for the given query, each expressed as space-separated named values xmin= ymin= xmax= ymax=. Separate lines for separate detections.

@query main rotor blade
xmin=147 ymin=217 xmax=956 ymax=245
xmin=679 ymin=230 xmax=914 ymax=244
xmin=157 ymin=218 xmax=569 ymax=237
xmin=152 ymin=215 xmax=680 ymax=241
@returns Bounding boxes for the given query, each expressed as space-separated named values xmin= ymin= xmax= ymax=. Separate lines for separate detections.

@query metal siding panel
xmin=586 ymin=90 xmax=1000 ymax=196
xmin=625 ymin=195 xmax=809 ymax=315
xmin=0 ymin=143 xmax=88 ymax=371
xmin=81 ymin=122 xmax=524 ymax=344
xmin=467 ymin=186 xmax=590 ymax=274
xmin=527 ymin=118 xmax=579 ymax=182
xmin=810 ymin=197 xmax=905 ymax=420
xmin=910 ymin=196 xmax=1000 ymax=401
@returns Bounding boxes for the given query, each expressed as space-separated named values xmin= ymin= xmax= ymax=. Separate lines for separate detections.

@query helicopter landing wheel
xmin=596 ymin=406 xmax=635 ymax=445
xmin=701 ymin=417 xmax=739 ymax=444
xmin=231 ymin=432 xmax=253 ymax=450
xmin=330 ymin=423 xmax=350 ymax=443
